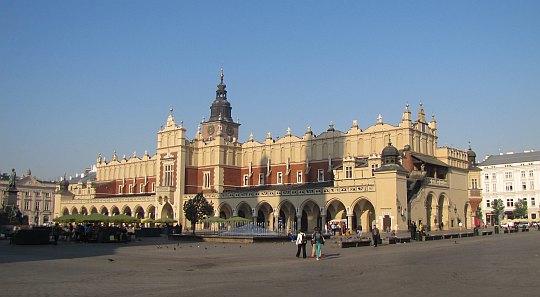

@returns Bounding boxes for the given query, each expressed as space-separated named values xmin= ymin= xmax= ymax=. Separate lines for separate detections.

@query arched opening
xmin=110 ymin=206 xmax=120 ymax=216
xmin=437 ymin=194 xmax=449 ymax=230
xmin=147 ymin=205 xmax=156 ymax=219
xmin=122 ymin=205 xmax=132 ymax=217
xmin=134 ymin=206 xmax=145 ymax=219
xmin=62 ymin=208 xmax=69 ymax=216
xmin=218 ymin=203 xmax=233 ymax=219
xmin=161 ymin=203 xmax=173 ymax=219
xmin=80 ymin=206 xmax=88 ymax=215
xmin=100 ymin=206 xmax=109 ymax=216
xmin=256 ymin=202 xmax=273 ymax=229
xmin=90 ymin=206 xmax=98 ymax=214
xmin=236 ymin=202 xmax=253 ymax=220
xmin=300 ymin=200 xmax=320 ymax=232
xmin=71 ymin=207 xmax=79 ymax=215
xmin=277 ymin=200 xmax=296 ymax=233
xmin=352 ymin=198 xmax=375 ymax=232
xmin=425 ymin=193 xmax=435 ymax=231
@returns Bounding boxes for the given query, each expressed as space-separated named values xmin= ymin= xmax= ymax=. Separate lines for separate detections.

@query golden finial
xmin=220 ymin=67 xmax=224 ymax=84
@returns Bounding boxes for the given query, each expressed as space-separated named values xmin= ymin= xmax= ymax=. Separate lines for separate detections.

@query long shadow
xmin=0 ymin=236 xmax=175 ymax=264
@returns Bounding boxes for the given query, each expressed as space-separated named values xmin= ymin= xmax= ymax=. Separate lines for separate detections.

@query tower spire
xmin=220 ymin=67 xmax=224 ymax=84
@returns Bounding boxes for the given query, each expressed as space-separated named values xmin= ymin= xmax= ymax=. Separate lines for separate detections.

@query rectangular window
xmin=45 ymin=192 xmax=51 ymax=198
xmin=35 ymin=191 xmax=41 ymax=197
xmin=492 ymin=184 xmax=497 ymax=192
xmin=118 ymin=185 xmax=124 ymax=194
xmin=345 ymin=166 xmax=353 ymax=179
xmin=259 ymin=173 xmax=265 ymax=186
xmin=296 ymin=171 xmax=303 ymax=184
xmin=507 ymin=199 xmax=514 ymax=207
xmin=486 ymin=200 xmax=491 ymax=208
xmin=521 ymin=171 xmax=526 ymax=178
xmin=25 ymin=191 xmax=32 ymax=198
xmin=44 ymin=201 xmax=50 ymax=211
xmin=24 ymin=200 xmax=30 ymax=210
xmin=243 ymin=174 xmax=249 ymax=187
xmin=203 ymin=172 xmax=211 ymax=189
xmin=129 ymin=184 xmax=134 ymax=194
xmin=318 ymin=169 xmax=325 ymax=182
xmin=504 ymin=171 xmax=512 ymax=179
xmin=484 ymin=184 xmax=489 ymax=192
xmin=471 ymin=178 xmax=478 ymax=189
xmin=530 ymin=181 xmax=535 ymax=190
xmin=505 ymin=183 xmax=513 ymax=191
xmin=530 ymin=170 xmax=534 ymax=178
xmin=492 ymin=173 xmax=497 ymax=181
xmin=35 ymin=201 xmax=40 ymax=211
xmin=523 ymin=198 xmax=528 ymax=205
xmin=163 ymin=164 xmax=174 ymax=186
xmin=140 ymin=184 xmax=145 ymax=193
xmin=531 ymin=197 xmax=536 ymax=206
xmin=484 ymin=174 xmax=489 ymax=181
xmin=277 ymin=172 xmax=283 ymax=184
xmin=151 ymin=182 xmax=156 ymax=192
xmin=371 ymin=164 xmax=379 ymax=177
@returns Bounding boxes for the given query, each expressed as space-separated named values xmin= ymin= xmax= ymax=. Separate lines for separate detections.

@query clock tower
xmin=201 ymin=68 xmax=240 ymax=141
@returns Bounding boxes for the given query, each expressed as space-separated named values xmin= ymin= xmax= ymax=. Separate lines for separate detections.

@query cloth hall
xmin=55 ymin=71 xmax=478 ymax=233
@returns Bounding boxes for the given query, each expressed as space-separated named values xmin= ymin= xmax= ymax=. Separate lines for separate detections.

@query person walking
xmin=372 ymin=224 xmax=380 ymax=247
xmin=52 ymin=223 xmax=62 ymax=245
xmin=295 ymin=230 xmax=307 ymax=258
xmin=312 ymin=227 xmax=325 ymax=260
xmin=410 ymin=221 xmax=417 ymax=240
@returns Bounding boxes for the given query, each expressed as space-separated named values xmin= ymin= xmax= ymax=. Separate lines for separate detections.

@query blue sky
xmin=1 ymin=1 xmax=539 ymax=180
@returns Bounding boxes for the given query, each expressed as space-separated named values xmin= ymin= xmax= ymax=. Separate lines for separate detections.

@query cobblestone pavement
xmin=1 ymin=231 xmax=539 ymax=297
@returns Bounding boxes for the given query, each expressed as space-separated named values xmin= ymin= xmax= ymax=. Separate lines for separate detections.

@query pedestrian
xmin=312 ymin=227 xmax=325 ymax=260
xmin=410 ymin=221 xmax=416 ymax=239
xmin=372 ymin=224 xmax=380 ymax=247
xmin=295 ymin=230 xmax=307 ymax=258
xmin=52 ymin=223 xmax=62 ymax=245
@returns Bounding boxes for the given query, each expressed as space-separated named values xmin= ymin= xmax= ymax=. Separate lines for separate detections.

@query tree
xmin=491 ymin=199 xmax=505 ymax=225
xmin=514 ymin=199 xmax=528 ymax=219
xmin=183 ymin=193 xmax=214 ymax=234
xmin=475 ymin=205 xmax=483 ymax=219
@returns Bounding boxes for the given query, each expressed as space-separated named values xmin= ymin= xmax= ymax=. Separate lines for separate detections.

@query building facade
xmin=478 ymin=151 xmax=540 ymax=224
xmin=56 ymin=71 xmax=475 ymax=232
xmin=1 ymin=170 xmax=57 ymax=225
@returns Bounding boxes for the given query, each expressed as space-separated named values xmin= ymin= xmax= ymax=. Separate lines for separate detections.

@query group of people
xmin=295 ymin=227 xmax=325 ymax=260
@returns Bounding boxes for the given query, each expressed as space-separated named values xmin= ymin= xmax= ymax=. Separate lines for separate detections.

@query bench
xmin=340 ymin=239 xmax=371 ymax=248
xmin=424 ymin=234 xmax=443 ymax=241
xmin=443 ymin=234 xmax=460 ymax=239
xmin=482 ymin=231 xmax=493 ymax=236
xmin=388 ymin=236 xmax=411 ymax=244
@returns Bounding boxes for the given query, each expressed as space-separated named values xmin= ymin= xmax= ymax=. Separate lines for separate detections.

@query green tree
xmin=514 ymin=199 xmax=528 ymax=219
xmin=183 ymin=192 xmax=214 ymax=234
xmin=475 ymin=205 xmax=483 ymax=219
xmin=491 ymin=199 xmax=505 ymax=225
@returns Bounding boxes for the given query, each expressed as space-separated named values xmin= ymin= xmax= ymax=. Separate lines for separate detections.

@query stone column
xmin=274 ymin=213 xmax=279 ymax=232
xmin=347 ymin=214 xmax=354 ymax=231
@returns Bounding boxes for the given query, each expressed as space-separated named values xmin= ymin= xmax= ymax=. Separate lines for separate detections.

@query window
xmin=258 ymin=173 xmax=265 ymax=186
xmin=486 ymin=200 xmax=491 ymax=208
xmin=163 ymin=163 xmax=174 ymax=186
xmin=471 ymin=178 xmax=478 ymax=189
xmin=243 ymin=175 xmax=249 ymax=187
xmin=44 ymin=201 xmax=50 ymax=211
xmin=523 ymin=198 xmax=528 ymax=205
xmin=371 ymin=164 xmax=379 ymax=176
xmin=522 ymin=182 xmax=527 ymax=190
xmin=521 ymin=171 xmax=526 ymax=178
xmin=530 ymin=170 xmax=534 ymax=178
xmin=118 ymin=185 xmax=124 ymax=194
xmin=129 ymin=184 xmax=134 ymax=194
xmin=484 ymin=174 xmax=489 ymax=181
xmin=203 ymin=172 xmax=211 ymax=189
xmin=151 ymin=182 xmax=156 ymax=192
xmin=318 ymin=169 xmax=325 ymax=182
xmin=25 ymin=191 xmax=32 ymax=198
xmin=140 ymin=184 xmax=145 ymax=193
xmin=492 ymin=184 xmax=497 ymax=192
xmin=507 ymin=199 xmax=514 ymax=207
xmin=504 ymin=171 xmax=513 ymax=179
xmin=484 ymin=184 xmax=489 ymax=192
xmin=530 ymin=181 xmax=535 ymax=190
xmin=492 ymin=173 xmax=497 ymax=181
xmin=345 ymin=166 xmax=353 ymax=179
xmin=532 ymin=213 xmax=537 ymax=220
xmin=277 ymin=172 xmax=283 ymax=184
xmin=45 ymin=192 xmax=51 ymax=198
xmin=296 ymin=171 xmax=303 ymax=184
xmin=35 ymin=201 xmax=40 ymax=211
xmin=505 ymin=183 xmax=513 ymax=191
xmin=24 ymin=200 xmax=30 ymax=210
xmin=35 ymin=191 xmax=41 ymax=197
xmin=532 ymin=197 xmax=536 ymax=206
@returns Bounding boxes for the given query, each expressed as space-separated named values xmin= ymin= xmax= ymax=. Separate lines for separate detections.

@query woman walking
xmin=312 ymin=227 xmax=325 ymax=260
xmin=295 ymin=230 xmax=307 ymax=258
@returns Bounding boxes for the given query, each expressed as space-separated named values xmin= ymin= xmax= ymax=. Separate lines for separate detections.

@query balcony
xmin=425 ymin=177 xmax=448 ymax=188
xmin=469 ymin=189 xmax=482 ymax=197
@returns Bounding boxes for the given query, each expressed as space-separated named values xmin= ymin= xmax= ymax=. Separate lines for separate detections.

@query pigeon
xmin=107 ymin=259 xmax=115 ymax=262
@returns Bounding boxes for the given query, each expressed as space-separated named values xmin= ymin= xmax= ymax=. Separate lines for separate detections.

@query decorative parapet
xmin=425 ymin=177 xmax=448 ymax=187
xmin=61 ymin=196 xmax=155 ymax=204
xmin=184 ymin=185 xmax=376 ymax=200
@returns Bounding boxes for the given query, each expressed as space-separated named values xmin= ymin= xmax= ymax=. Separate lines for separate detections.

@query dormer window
xmin=345 ymin=166 xmax=353 ymax=179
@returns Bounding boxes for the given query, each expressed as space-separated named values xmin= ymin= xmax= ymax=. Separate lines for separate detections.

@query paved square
xmin=1 ymin=231 xmax=539 ymax=297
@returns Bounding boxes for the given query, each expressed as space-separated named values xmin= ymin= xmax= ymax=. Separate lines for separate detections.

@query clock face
xmin=207 ymin=125 xmax=215 ymax=135
xmin=226 ymin=125 xmax=234 ymax=136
